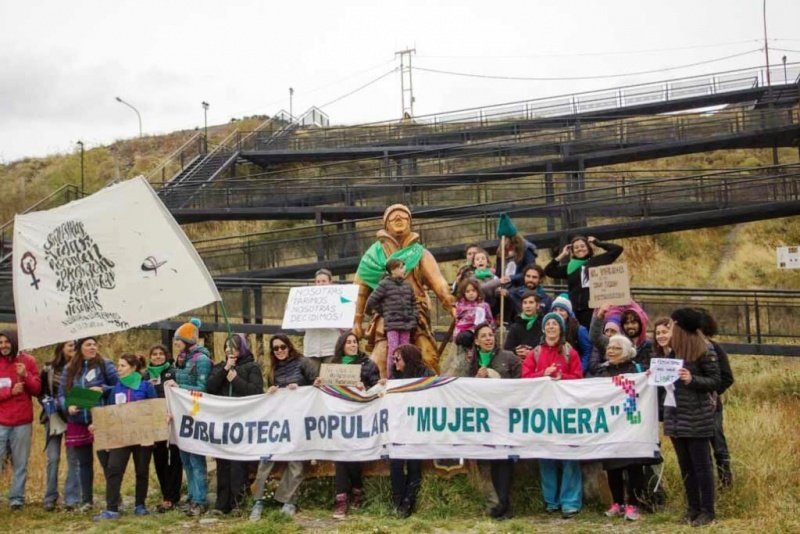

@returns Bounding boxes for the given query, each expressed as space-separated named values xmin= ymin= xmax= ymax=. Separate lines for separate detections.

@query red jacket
xmin=521 ymin=342 xmax=583 ymax=380
xmin=0 ymin=353 xmax=42 ymax=426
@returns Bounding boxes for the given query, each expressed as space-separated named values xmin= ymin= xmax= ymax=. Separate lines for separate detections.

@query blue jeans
xmin=45 ymin=432 xmax=80 ymax=506
xmin=0 ymin=423 xmax=33 ymax=505
xmin=539 ymin=459 xmax=582 ymax=513
xmin=180 ymin=450 xmax=207 ymax=505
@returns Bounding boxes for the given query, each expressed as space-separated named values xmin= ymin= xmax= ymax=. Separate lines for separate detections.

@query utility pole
xmin=201 ymin=101 xmax=209 ymax=153
xmin=763 ymin=0 xmax=771 ymax=86
xmin=76 ymin=141 xmax=84 ymax=196
xmin=395 ymin=48 xmax=416 ymax=119
xmin=289 ymin=87 xmax=294 ymax=122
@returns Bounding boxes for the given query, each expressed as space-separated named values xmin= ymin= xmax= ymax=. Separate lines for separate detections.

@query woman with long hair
xmin=250 ymin=334 xmax=317 ymax=521
xmin=39 ymin=340 xmax=79 ymax=511
xmin=663 ymin=308 xmax=720 ymax=527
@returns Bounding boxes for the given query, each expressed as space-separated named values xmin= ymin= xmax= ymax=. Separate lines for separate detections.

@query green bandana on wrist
xmin=147 ymin=362 xmax=170 ymax=378
xmin=477 ymin=349 xmax=493 ymax=368
xmin=120 ymin=372 xmax=142 ymax=390
xmin=341 ymin=355 xmax=358 ymax=365
xmin=473 ymin=268 xmax=494 ymax=281
xmin=520 ymin=313 xmax=539 ymax=330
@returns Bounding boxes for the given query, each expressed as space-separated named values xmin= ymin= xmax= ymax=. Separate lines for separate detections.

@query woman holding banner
xmin=250 ymin=334 xmax=317 ymax=520
xmin=58 ymin=337 xmax=118 ymax=513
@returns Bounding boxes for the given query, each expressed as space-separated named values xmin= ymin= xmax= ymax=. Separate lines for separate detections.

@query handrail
xmin=0 ymin=183 xmax=80 ymax=233
xmin=145 ymin=132 xmax=204 ymax=181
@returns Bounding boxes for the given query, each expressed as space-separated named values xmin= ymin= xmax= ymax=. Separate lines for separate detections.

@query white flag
xmin=12 ymin=176 xmax=220 ymax=350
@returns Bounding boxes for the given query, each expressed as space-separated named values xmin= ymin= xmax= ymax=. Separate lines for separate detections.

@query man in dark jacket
xmin=505 ymin=264 xmax=553 ymax=318
xmin=504 ymin=291 xmax=543 ymax=361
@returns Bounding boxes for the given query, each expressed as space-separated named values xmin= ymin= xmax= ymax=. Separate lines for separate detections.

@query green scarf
xmin=147 ymin=362 xmax=170 ymax=378
xmin=342 ymin=355 xmax=358 ymax=365
xmin=120 ymin=372 xmax=142 ymax=390
xmin=567 ymin=257 xmax=588 ymax=275
xmin=477 ymin=349 xmax=493 ymax=368
xmin=356 ymin=240 xmax=425 ymax=290
xmin=473 ymin=268 xmax=494 ymax=281
xmin=520 ymin=313 xmax=539 ymax=330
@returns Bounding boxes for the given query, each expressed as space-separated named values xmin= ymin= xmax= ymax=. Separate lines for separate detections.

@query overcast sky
xmin=1 ymin=0 xmax=798 ymax=162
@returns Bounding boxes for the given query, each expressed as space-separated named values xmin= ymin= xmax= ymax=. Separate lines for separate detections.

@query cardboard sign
xmin=777 ymin=246 xmax=800 ymax=269
xmin=647 ymin=358 xmax=684 ymax=386
xmin=91 ymin=398 xmax=168 ymax=450
xmin=319 ymin=363 xmax=362 ymax=387
xmin=588 ymin=263 xmax=631 ymax=308
xmin=282 ymin=284 xmax=359 ymax=330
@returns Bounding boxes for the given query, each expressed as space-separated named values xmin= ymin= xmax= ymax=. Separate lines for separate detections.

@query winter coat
xmin=366 ymin=276 xmax=417 ymax=331
xmin=468 ymin=346 xmax=521 ymax=379
xmin=334 ymin=353 xmax=381 ymax=389
xmin=271 ymin=356 xmax=318 ymax=388
xmin=588 ymin=308 xmax=652 ymax=372
xmin=496 ymin=239 xmax=538 ymax=285
xmin=109 ymin=378 xmax=158 ymax=405
xmin=303 ymin=328 xmax=340 ymax=359
xmin=663 ymin=350 xmax=720 ymax=439
xmin=455 ymin=299 xmax=493 ymax=336
xmin=394 ymin=365 xmax=435 ymax=380
xmin=58 ymin=358 xmax=119 ymax=425
xmin=503 ymin=314 xmax=543 ymax=353
xmin=521 ymin=342 xmax=583 ymax=380
xmin=592 ymin=359 xmax=642 ymax=378
xmin=144 ymin=364 xmax=177 ymax=399
xmin=509 ymin=285 xmax=553 ymax=317
xmin=173 ymin=345 xmax=213 ymax=392
xmin=711 ymin=341 xmax=734 ymax=411
xmin=206 ymin=353 xmax=264 ymax=398
xmin=543 ymin=240 xmax=623 ymax=312
xmin=0 ymin=353 xmax=41 ymax=427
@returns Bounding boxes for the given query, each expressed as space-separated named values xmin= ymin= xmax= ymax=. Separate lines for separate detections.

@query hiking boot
xmin=489 ymin=502 xmax=513 ymax=521
xmin=624 ymin=505 xmax=640 ymax=521
xmin=249 ymin=500 xmax=265 ymax=522
xmin=561 ymin=509 xmax=580 ymax=519
xmin=350 ymin=488 xmax=364 ymax=509
xmin=185 ymin=503 xmax=206 ymax=517
xmin=680 ymin=510 xmax=700 ymax=524
xmin=691 ymin=513 xmax=716 ymax=527
xmin=605 ymin=503 xmax=622 ymax=518
xmin=92 ymin=510 xmax=120 ymax=522
xmin=281 ymin=503 xmax=296 ymax=517
xmin=398 ymin=497 xmax=414 ymax=519
xmin=333 ymin=493 xmax=348 ymax=519
xmin=134 ymin=505 xmax=150 ymax=516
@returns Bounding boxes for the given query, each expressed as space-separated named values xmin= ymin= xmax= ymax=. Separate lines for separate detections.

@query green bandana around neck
xmin=477 ymin=349 xmax=493 ymax=368
xmin=520 ymin=313 xmax=539 ymax=330
xmin=567 ymin=257 xmax=588 ymax=275
xmin=147 ymin=362 xmax=170 ymax=378
xmin=120 ymin=372 xmax=142 ymax=390
xmin=341 ymin=355 xmax=358 ymax=365
xmin=356 ymin=241 xmax=425 ymax=289
xmin=473 ymin=268 xmax=493 ymax=281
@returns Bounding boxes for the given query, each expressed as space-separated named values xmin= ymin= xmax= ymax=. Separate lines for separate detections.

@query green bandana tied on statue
xmin=120 ymin=372 xmax=142 ymax=390
xmin=477 ymin=349 xmax=493 ymax=368
xmin=356 ymin=241 xmax=424 ymax=289
xmin=567 ymin=257 xmax=588 ymax=275
xmin=520 ymin=313 xmax=539 ymax=330
xmin=341 ymin=355 xmax=358 ymax=365
xmin=147 ymin=362 xmax=170 ymax=379
xmin=473 ymin=268 xmax=494 ymax=281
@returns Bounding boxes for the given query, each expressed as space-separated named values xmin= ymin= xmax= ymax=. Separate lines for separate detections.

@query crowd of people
xmin=0 ymin=229 xmax=734 ymax=528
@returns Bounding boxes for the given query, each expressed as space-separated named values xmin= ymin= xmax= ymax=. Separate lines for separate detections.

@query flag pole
xmin=218 ymin=299 xmax=235 ymax=352
xmin=499 ymin=235 xmax=506 ymax=346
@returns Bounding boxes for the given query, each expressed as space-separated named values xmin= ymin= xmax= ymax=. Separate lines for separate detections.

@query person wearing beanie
xmin=0 ymin=328 xmax=42 ymax=511
xmin=663 ymin=308 xmax=721 ymax=528
xmin=587 ymin=315 xmax=622 ymax=377
xmin=550 ymin=296 xmax=592 ymax=375
xmin=206 ymin=334 xmax=264 ymax=516
xmin=544 ymin=235 xmax=623 ymax=329
xmin=590 ymin=302 xmax=652 ymax=374
xmin=522 ymin=313 xmax=583 ymax=518
xmin=163 ymin=317 xmax=212 ymax=517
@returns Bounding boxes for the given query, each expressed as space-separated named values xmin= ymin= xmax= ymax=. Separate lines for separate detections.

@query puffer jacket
xmin=144 ymin=364 xmax=177 ymax=398
xmin=58 ymin=358 xmax=119 ymax=425
xmin=592 ymin=358 xmax=641 ymax=378
xmin=663 ymin=350 xmax=720 ymax=439
xmin=468 ymin=346 xmax=521 ymax=379
xmin=174 ymin=345 xmax=212 ymax=392
xmin=395 ymin=365 xmax=435 ymax=380
xmin=206 ymin=353 xmax=264 ymax=398
xmin=543 ymin=240 xmax=623 ymax=312
xmin=455 ymin=299 xmax=493 ymax=335
xmin=271 ymin=356 xmax=318 ymax=388
xmin=109 ymin=378 xmax=158 ymax=404
xmin=366 ymin=276 xmax=417 ymax=331
xmin=336 ymin=353 xmax=381 ymax=389
xmin=711 ymin=341 xmax=734 ymax=412
xmin=503 ymin=314 xmax=543 ymax=353
xmin=0 ymin=353 xmax=41 ymax=426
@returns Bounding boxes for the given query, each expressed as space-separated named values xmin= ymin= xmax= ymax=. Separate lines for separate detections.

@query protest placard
xmin=91 ymin=398 xmax=168 ymax=450
xmin=282 ymin=284 xmax=359 ymax=329
xmin=647 ymin=358 xmax=684 ymax=386
xmin=319 ymin=363 xmax=362 ymax=387
xmin=588 ymin=263 xmax=631 ymax=308
xmin=777 ymin=246 xmax=800 ymax=269
xmin=65 ymin=387 xmax=103 ymax=409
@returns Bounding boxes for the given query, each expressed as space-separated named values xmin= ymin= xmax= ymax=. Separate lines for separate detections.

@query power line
xmin=412 ymin=49 xmax=762 ymax=82
xmin=318 ymin=68 xmax=398 ymax=109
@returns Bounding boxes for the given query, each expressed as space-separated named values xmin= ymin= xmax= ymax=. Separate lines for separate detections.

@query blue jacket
xmin=174 ymin=345 xmax=212 ymax=392
xmin=109 ymin=378 xmax=157 ymax=405
xmin=58 ymin=358 xmax=119 ymax=425
xmin=576 ymin=324 xmax=592 ymax=374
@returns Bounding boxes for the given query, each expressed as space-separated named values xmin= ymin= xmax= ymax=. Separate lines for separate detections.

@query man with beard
xmin=502 ymin=263 xmax=552 ymax=318
xmin=620 ymin=304 xmax=652 ymax=371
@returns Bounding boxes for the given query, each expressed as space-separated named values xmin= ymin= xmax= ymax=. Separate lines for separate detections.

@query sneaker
xmin=562 ymin=509 xmax=580 ymax=519
xmin=186 ymin=503 xmax=207 ymax=517
xmin=92 ymin=510 xmax=121 ymax=522
xmin=605 ymin=503 xmax=622 ymax=518
xmin=333 ymin=493 xmax=348 ymax=520
xmin=10 ymin=502 xmax=23 ymax=511
xmin=624 ymin=505 xmax=640 ymax=521
xmin=64 ymin=504 xmax=76 ymax=512
xmin=545 ymin=506 xmax=560 ymax=514
xmin=350 ymin=488 xmax=364 ymax=509
xmin=78 ymin=503 xmax=93 ymax=513
xmin=43 ymin=501 xmax=57 ymax=512
xmin=680 ymin=510 xmax=700 ymax=524
xmin=156 ymin=501 xmax=175 ymax=513
xmin=249 ymin=500 xmax=265 ymax=522
xmin=691 ymin=513 xmax=716 ymax=527
xmin=134 ymin=505 xmax=150 ymax=516
xmin=281 ymin=503 xmax=296 ymax=517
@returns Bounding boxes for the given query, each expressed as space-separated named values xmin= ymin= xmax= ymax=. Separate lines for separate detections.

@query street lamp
xmin=114 ymin=96 xmax=142 ymax=137
xmin=763 ymin=0 xmax=771 ymax=86
xmin=76 ymin=141 xmax=84 ymax=196
xmin=201 ymin=101 xmax=209 ymax=153
xmin=782 ymin=55 xmax=788 ymax=85
xmin=289 ymin=87 xmax=294 ymax=122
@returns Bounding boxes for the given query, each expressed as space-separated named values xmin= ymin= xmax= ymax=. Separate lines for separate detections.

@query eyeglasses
xmin=273 ymin=344 xmax=288 ymax=351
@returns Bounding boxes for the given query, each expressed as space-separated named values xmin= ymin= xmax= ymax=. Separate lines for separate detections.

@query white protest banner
xmin=648 ymin=358 xmax=684 ymax=386
xmin=282 ymin=284 xmax=359 ymax=330
xmin=167 ymin=374 xmax=659 ymax=462
xmin=13 ymin=176 xmax=220 ymax=349
xmin=777 ymin=246 xmax=800 ymax=269
xmin=319 ymin=363 xmax=362 ymax=387
xmin=588 ymin=263 xmax=631 ymax=308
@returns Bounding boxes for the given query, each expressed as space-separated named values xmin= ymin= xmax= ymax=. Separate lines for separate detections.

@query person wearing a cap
xmin=522 ymin=312 xmax=583 ymax=519
xmin=549 ymin=295 xmax=592 ymax=375
xmin=353 ymin=204 xmax=455 ymax=375
xmin=663 ymin=308 xmax=720 ymax=528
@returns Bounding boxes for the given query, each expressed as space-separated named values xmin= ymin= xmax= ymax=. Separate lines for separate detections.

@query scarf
xmin=567 ymin=257 xmax=588 ymax=275
xmin=355 ymin=240 xmax=424 ymax=290
xmin=477 ymin=349 xmax=493 ymax=368
xmin=473 ymin=268 xmax=493 ymax=281
xmin=147 ymin=362 xmax=170 ymax=378
xmin=341 ymin=355 xmax=358 ymax=365
xmin=120 ymin=372 xmax=142 ymax=391
xmin=520 ymin=313 xmax=539 ymax=330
